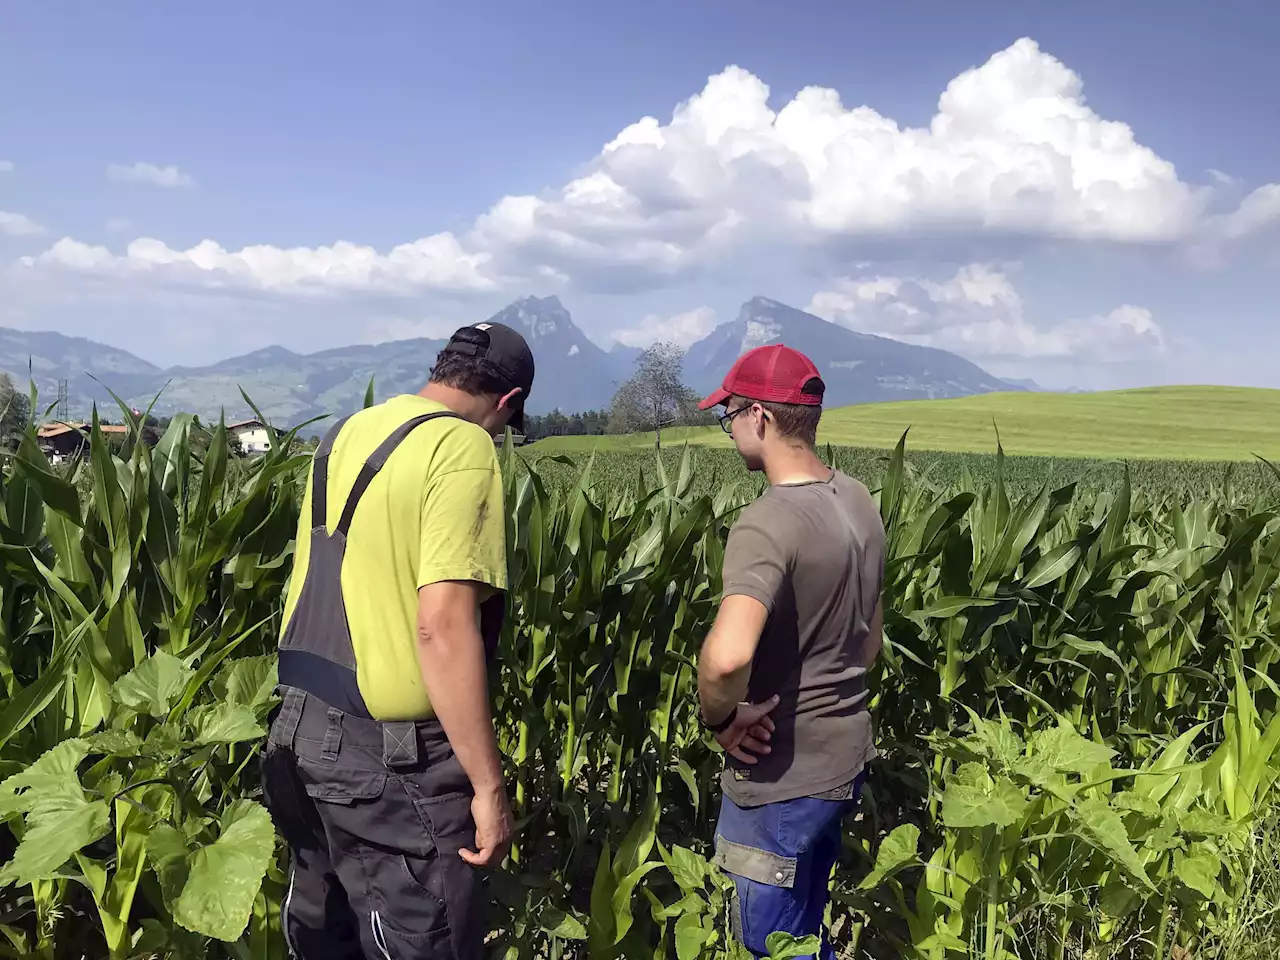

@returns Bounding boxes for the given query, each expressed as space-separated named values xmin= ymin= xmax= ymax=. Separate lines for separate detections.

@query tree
xmin=608 ymin=342 xmax=704 ymax=449
xmin=0 ymin=373 xmax=30 ymax=449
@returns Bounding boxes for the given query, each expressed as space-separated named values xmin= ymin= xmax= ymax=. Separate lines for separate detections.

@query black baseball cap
xmin=440 ymin=321 xmax=535 ymax=432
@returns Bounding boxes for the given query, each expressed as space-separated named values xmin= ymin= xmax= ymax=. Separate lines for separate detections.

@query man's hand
xmin=714 ymin=695 xmax=780 ymax=764
xmin=459 ymin=784 xmax=514 ymax=868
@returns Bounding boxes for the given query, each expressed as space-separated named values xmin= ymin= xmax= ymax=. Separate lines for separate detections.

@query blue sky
xmin=3 ymin=0 xmax=1278 ymax=390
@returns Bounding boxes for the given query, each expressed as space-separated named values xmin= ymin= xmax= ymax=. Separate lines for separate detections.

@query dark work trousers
xmin=261 ymin=686 xmax=483 ymax=959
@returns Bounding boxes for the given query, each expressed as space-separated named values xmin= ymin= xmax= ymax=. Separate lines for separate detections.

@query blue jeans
xmin=713 ymin=773 xmax=865 ymax=960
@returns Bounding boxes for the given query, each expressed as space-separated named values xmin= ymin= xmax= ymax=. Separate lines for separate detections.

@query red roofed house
xmin=36 ymin=422 xmax=132 ymax=461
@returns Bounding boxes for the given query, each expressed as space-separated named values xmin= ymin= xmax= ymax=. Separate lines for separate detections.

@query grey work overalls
xmin=261 ymin=411 xmax=501 ymax=960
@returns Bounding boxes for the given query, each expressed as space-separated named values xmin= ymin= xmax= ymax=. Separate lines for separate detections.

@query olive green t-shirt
xmin=719 ymin=469 xmax=886 ymax=807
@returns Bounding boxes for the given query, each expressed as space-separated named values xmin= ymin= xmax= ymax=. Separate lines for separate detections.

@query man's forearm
xmin=698 ymin=661 xmax=751 ymax=723
xmin=417 ymin=624 xmax=505 ymax=795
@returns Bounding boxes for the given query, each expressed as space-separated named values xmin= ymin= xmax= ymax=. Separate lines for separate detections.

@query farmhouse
xmin=228 ymin=418 xmax=275 ymax=454
xmin=36 ymin=422 xmax=131 ymax=461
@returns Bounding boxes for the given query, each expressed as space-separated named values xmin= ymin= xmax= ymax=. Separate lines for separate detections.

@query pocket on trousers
xmin=367 ymin=849 xmax=451 ymax=939
xmin=298 ymin=762 xmax=387 ymax=805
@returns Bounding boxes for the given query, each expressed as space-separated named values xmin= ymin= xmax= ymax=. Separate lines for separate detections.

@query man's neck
xmin=762 ymin=444 xmax=832 ymax=487
xmin=417 ymin=383 xmax=489 ymax=426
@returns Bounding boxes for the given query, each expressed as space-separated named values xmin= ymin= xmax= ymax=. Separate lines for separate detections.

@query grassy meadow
xmin=536 ymin=386 xmax=1280 ymax=462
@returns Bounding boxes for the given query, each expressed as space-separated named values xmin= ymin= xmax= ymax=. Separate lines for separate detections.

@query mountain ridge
xmin=1 ymin=295 xmax=1019 ymax=424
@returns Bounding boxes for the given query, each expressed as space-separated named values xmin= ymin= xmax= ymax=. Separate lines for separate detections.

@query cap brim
xmin=697 ymin=387 xmax=731 ymax=411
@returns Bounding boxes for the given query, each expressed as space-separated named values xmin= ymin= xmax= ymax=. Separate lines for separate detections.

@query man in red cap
xmin=695 ymin=344 xmax=886 ymax=959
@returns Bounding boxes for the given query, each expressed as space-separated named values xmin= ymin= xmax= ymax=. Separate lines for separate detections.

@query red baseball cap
xmin=698 ymin=344 xmax=825 ymax=410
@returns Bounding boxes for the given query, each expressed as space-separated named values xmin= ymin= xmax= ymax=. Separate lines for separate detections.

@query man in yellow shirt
xmin=261 ymin=321 xmax=534 ymax=960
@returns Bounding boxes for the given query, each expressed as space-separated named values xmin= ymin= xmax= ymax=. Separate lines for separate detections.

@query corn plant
xmin=0 ymin=392 xmax=1277 ymax=959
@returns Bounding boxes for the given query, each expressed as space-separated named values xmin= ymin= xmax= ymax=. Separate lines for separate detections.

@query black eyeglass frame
xmin=718 ymin=403 xmax=757 ymax=434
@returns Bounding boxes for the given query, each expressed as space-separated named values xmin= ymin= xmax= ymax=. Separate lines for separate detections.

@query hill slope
xmin=535 ymin=386 xmax=1280 ymax=463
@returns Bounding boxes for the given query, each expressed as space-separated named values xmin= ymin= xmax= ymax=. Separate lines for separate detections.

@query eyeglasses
xmin=718 ymin=405 xmax=751 ymax=433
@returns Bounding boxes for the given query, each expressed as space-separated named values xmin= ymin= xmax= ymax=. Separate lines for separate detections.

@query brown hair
xmin=428 ymin=351 xmax=513 ymax=397
xmin=731 ymin=394 xmax=822 ymax=447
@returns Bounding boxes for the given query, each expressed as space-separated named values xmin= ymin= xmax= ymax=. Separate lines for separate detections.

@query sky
xmin=3 ymin=0 xmax=1278 ymax=391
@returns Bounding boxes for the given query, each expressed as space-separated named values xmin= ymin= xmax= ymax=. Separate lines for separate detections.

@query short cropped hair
xmin=428 ymin=351 xmax=513 ymax=396
xmin=731 ymin=394 xmax=822 ymax=448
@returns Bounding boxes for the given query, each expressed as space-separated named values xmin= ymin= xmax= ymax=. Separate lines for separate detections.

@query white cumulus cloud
xmin=106 ymin=162 xmax=195 ymax=188
xmin=15 ymin=37 xmax=1276 ymax=303
xmin=612 ymin=306 xmax=718 ymax=348
xmin=22 ymin=234 xmax=495 ymax=295
xmin=808 ymin=264 xmax=1164 ymax=362
xmin=0 ymin=211 xmax=45 ymax=237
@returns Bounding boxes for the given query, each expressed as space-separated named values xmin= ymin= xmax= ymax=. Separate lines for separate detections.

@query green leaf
xmin=857 ymin=824 xmax=921 ymax=891
xmin=0 ymin=740 xmax=111 ymax=886
xmin=0 ymin=799 xmax=111 ymax=886
xmin=213 ymin=655 xmax=278 ymax=709
xmin=764 ymin=932 xmax=823 ymax=958
xmin=540 ymin=907 xmax=588 ymax=940
xmin=661 ymin=843 xmax=708 ymax=894
xmin=615 ymin=787 xmax=659 ymax=877
xmin=1174 ymin=844 xmax=1222 ymax=900
xmin=185 ymin=702 xmax=267 ymax=745
xmin=1112 ymin=791 xmax=1162 ymax=819
xmin=171 ymin=800 xmax=276 ymax=941
xmin=940 ymin=764 xmax=1028 ymax=829
xmin=1029 ymin=721 xmax=1116 ymax=775
xmin=1072 ymin=798 xmax=1155 ymax=892
xmin=675 ymin=910 xmax=712 ymax=960
xmin=112 ymin=651 xmax=194 ymax=718
xmin=1022 ymin=540 xmax=1081 ymax=588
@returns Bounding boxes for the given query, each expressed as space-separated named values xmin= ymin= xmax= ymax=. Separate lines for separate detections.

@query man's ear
xmin=498 ymin=386 xmax=523 ymax=411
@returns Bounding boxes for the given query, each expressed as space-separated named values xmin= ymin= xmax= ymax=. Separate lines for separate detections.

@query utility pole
xmin=57 ymin=378 xmax=68 ymax=422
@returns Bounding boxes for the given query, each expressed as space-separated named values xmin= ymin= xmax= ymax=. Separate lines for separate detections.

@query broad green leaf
xmin=661 ymin=843 xmax=708 ymax=894
xmin=112 ymin=651 xmax=194 ymax=718
xmin=0 ymin=740 xmax=110 ymax=886
xmin=941 ymin=763 xmax=1028 ymax=829
xmin=172 ymin=800 xmax=276 ymax=941
xmin=1072 ymin=798 xmax=1155 ymax=892
xmin=540 ymin=907 xmax=587 ymax=940
xmin=186 ymin=703 xmax=267 ymax=745
xmin=764 ymin=932 xmax=824 ymax=958
xmin=1029 ymin=721 xmax=1116 ymax=775
xmin=1174 ymin=845 xmax=1221 ymax=900
xmin=214 ymin=655 xmax=278 ymax=709
xmin=0 ymin=798 xmax=111 ymax=886
xmin=675 ymin=910 xmax=712 ymax=960
xmin=858 ymin=824 xmax=921 ymax=891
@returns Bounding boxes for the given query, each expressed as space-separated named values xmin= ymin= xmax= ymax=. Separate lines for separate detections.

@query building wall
xmin=234 ymin=426 xmax=272 ymax=454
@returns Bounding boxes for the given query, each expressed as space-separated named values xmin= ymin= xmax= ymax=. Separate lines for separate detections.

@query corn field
xmin=1 ymin=392 xmax=1279 ymax=959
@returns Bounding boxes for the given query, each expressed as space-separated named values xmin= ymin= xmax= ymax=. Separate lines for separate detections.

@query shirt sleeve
xmin=721 ymin=502 xmax=792 ymax=613
xmin=417 ymin=429 xmax=508 ymax=593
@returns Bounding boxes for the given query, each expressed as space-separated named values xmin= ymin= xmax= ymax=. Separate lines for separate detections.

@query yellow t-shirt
xmin=280 ymin=394 xmax=507 ymax=721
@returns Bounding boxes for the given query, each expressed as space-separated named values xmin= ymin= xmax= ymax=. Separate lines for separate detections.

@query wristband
xmin=703 ymin=704 xmax=738 ymax=734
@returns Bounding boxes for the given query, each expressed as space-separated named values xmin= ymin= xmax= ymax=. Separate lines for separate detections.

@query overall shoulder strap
xmin=310 ymin=416 xmax=352 ymax=531
xmin=335 ymin=411 xmax=464 ymax=537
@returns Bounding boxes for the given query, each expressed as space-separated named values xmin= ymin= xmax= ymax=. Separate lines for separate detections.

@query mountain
xmin=0 ymin=295 xmax=1020 ymax=426
xmin=1001 ymin=377 xmax=1045 ymax=392
xmin=683 ymin=297 xmax=1014 ymax=406
xmin=481 ymin=296 xmax=622 ymax=414
xmin=607 ymin=343 xmax=644 ymax=380
xmin=0 ymin=296 xmax=625 ymax=426
xmin=0 ymin=328 xmax=164 ymax=414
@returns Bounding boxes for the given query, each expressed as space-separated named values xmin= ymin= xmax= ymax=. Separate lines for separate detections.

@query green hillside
xmin=536 ymin=386 xmax=1280 ymax=462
